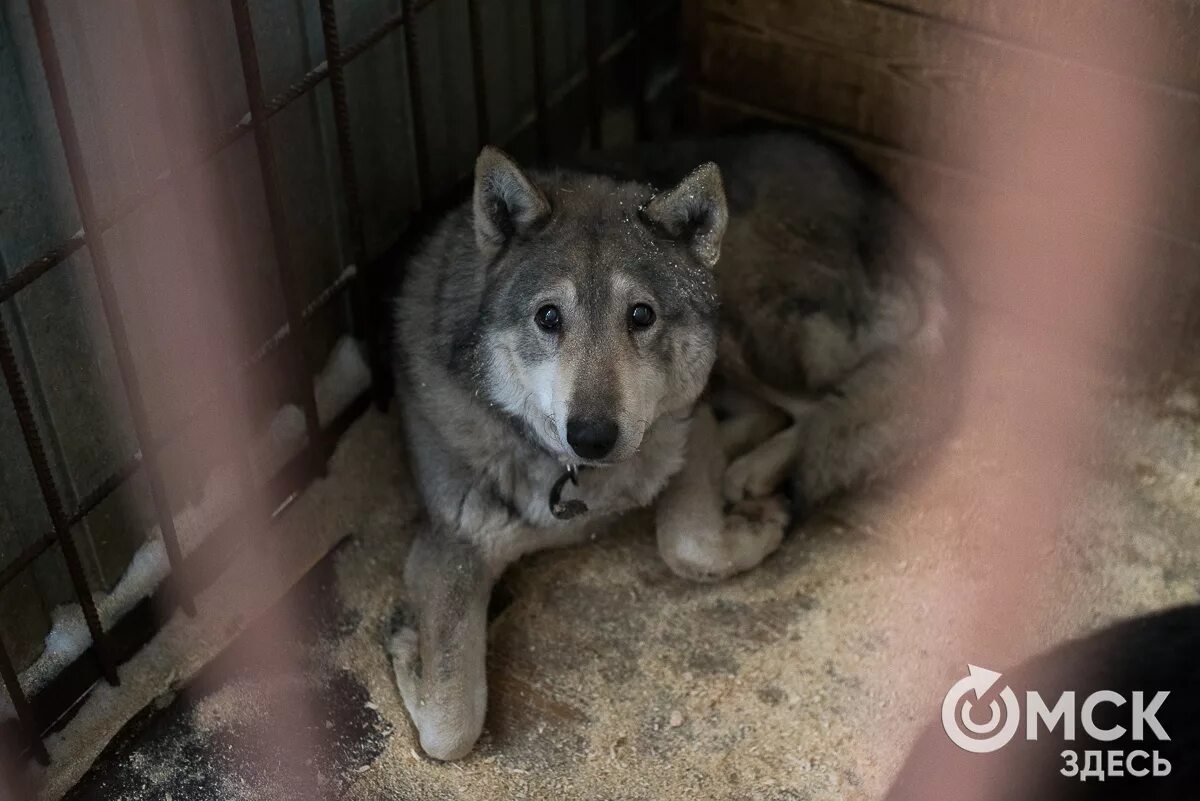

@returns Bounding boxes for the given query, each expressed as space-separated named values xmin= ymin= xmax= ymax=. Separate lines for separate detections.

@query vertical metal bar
xmin=632 ymin=0 xmax=651 ymax=141
xmin=466 ymin=0 xmax=491 ymax=148
xmin=528 ymin=0 xmax=550 ymax=159
xmin=0 ymin=258 xmax=101 ymax=590
xmin=583 ymin=0 xmax=603 ymax=149
xmin=229 ymin=0 xmax=325 ymax=473
xmin=0 ymin=316 xmax=117 ymax=686
xmin=0 ymin=633 xmax=48 ymax=765
xmin=134 ymin=0 xmax=259 ymax=542
xmin=316 ymin=0 xmax=388 ymax=412
xmin=317 ymin=0 xmax=366 ymax=259
xmin=184 ymin=2 xmax=266 ymax=415
xmin=401 ymin=0 xmax=432 ymax=205
xmin=26 ymin=0 xmax=194 ymax=621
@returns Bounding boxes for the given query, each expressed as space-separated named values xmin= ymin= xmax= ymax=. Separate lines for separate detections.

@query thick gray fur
xmin=390 ymin=131 xmax=958 ymax=759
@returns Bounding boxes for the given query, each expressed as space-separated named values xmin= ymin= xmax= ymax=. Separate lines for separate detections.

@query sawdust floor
xmin=61 ymin=328 xmax=1200 ymax=801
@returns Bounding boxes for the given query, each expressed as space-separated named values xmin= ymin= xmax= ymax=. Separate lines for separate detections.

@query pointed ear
xmin=641 ymin=162 xmax=729 ymax=269
xmin=473 ymin=146 xmax=550 ymax=256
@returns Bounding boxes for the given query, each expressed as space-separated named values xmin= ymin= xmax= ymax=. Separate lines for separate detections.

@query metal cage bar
xmin=317 ymin=0 xmax=367 ymax=256
xmin=0 ymin=263 xmax=359 ymax=595
xmin=316 ymin=0 xmax=386 ymax=408
xmin=0 ymin=631 xmax=47 ymax=765
xmin=229 ymin=0 xmax=325 ymax=473
xmin=134 ymin=0 xmax=260 ymax=539
xmin=0 ymin=233 xmax=83 ymax=304
xmin=584 ymin=0 xmax=603 ymax=149
xmin=27 ymin=0 xmax=196 ymax=619
xmin=0 ymin=2 xmax=439 ymax=309
xmin=0 ymin=533 xmax=53 ymax=591
xmin=401 ymin=0 xmax=433 ymax=206
xmin=467 ymin=0 xmax=491 ymax=147
xmin=633 ymin=0 xmax=651 ymax=140
xmin=2 ymin=0 xmax=679 ymax=767
xmin=0 ymin=315 xmax=117 ymax=686
xmin=529 ymin=0 xmax=550 ymax=159
xmin=0 ymin=0 xmax=455 ymax=597
xmin=1 ymin=0 xmax=677 ymax=598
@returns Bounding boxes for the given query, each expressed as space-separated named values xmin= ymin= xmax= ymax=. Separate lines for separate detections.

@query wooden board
xmin=872 ymin=0 xmax=1200 ymax=94
xmin=693 ymin=0 xmax=1200 ymax=246
xmin=695 ymin=91 xmax=1200 ymax=372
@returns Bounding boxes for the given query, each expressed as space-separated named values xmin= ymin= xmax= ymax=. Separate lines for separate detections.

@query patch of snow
xmin=1 ymin=337 xmax=372 ymax=720
xmin=264 ymin=335 xmax=372 ymax=472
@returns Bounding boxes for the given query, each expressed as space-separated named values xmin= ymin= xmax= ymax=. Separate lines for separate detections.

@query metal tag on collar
xmin=549 ymin=464 xmax=588 ymax=520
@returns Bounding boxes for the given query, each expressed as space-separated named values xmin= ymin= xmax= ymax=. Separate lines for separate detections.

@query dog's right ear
xmin=641 ymin=162 xmax=728 ymax=270
xmin=473 ymin=146 xmax=550 ymax=257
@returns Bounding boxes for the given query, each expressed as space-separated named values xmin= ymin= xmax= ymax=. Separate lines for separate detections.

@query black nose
xmin=566 ymin=417 xmax=619 ymax=460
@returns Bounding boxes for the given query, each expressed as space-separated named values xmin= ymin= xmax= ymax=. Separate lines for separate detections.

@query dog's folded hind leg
xmin=656 ymin=403 xmax=787 ymax=582
xmin=793 ymin=348 xmax=942 ymax=509
xmin=389 ymin=531 xmax=492 ymax=761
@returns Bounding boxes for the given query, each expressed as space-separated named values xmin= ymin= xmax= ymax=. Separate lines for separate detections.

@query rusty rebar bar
xmin=0 ymin=631 xmax=48 ymax=764
xmin=27 ymin=0 xmax=192 ymax=631
xmin=467 ymin=0 xmax=491 ymax=147
xmin=529 ymin=0 xmax=550 ymax=158
xmin=401 ymin=0 xmax=433 ymax=205
xmin=0 ymin=311 xmax=117 ymax=686
xmin=230 ymin=0 xmax=325 ymax=474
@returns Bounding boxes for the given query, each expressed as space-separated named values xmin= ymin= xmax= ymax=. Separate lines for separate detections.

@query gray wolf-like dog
xmin=389 ymin=130 xmax=956 ymax=760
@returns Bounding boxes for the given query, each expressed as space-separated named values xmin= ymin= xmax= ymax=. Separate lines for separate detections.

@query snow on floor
xmin=1 ymin=337 xmax=371 ymax=721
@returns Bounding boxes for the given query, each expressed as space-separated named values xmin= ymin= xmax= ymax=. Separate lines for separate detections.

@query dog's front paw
xmin=722 ymin=496 xmax=789 ymax=574
xmin=385 ymin=605 xmax=485 ymax=762
xmin=727 ymin=495 xmax=790 ymax=530
xmin=660 ymin=536 xmax=735 ymax=583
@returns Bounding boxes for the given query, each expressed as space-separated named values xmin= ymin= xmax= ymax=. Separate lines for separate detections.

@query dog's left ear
xmin=641 ymin=162 xmax=728 ymax=269
xmin=474 ymin=146 xmax=551 ymax=257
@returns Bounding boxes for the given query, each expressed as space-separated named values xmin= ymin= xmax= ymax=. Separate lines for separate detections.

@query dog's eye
xmin=629 ymin=303 xmax=656 ymax=330
xmin=535 ymin=304 xmax=562 ymax=331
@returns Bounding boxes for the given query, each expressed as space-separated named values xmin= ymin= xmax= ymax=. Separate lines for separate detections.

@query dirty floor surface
xmin=58 ymin=332 xmax=1200 ymax=801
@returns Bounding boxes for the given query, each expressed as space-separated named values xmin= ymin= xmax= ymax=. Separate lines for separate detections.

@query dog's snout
xmin=566 ymin=417 xmax=618 ymax=460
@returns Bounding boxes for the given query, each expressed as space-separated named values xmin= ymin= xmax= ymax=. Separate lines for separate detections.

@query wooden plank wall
xmin=685 ymin=0 xmax=1200 ymax=369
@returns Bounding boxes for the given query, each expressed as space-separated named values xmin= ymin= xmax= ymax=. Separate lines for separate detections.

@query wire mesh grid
xmin=0 ymin=0 xmax=676 ymax=768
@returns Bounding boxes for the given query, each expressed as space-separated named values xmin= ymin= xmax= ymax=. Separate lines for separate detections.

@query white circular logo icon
xmin=941 ymin=665 xmax=1021 ymax=753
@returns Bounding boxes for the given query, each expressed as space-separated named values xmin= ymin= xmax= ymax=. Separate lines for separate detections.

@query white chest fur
xmin=469 ymin=412 xmax=692 ymax=567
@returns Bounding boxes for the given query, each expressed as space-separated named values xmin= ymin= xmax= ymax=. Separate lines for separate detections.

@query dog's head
xmin=473 ymin=146 xmax=727 ymax=465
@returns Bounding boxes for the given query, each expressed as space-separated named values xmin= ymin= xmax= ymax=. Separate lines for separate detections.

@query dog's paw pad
xmin=660 ymin=543 xmax=731 ymax=584
xmin=718 ymin=496 xmax=787 ymax=572
xmin=728 ymin=496 xmax=789 ymax=529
